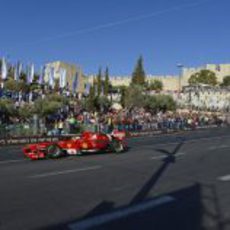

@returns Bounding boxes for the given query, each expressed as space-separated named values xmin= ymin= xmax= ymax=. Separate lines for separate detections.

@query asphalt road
xmin=0 ymin=127 xmax=230 ymax=230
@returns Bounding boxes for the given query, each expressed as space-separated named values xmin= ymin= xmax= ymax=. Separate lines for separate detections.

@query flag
xmin=38 ymin=66 xmax=45 ymax=85
xmin=1 ymin=58 xmax=8 ymax=80
xmin=48 ymin=67 xmax=55 ymax=89
xmin=30 ymin=64 xmax=34 ymax=83
xmin=18 ymin=62 xmax=22 ymax=77
xmin=26 ymin=65 xmax=31 ymax=84
xmin=59 ymin=68 xmax=66 ymax=88
xmin=72 ymin=71 xmax=78 ymax=93
xmin=14 ymin=62 xmax=22 ymax=82
xmin=14 ymin=65 xmax=18 ymax=81
xmin=26 ymin=64 xmax=34 ymax=84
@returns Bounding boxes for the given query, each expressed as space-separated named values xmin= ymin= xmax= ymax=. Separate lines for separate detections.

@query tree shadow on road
xmin=129 ymin=141 xmax=184 ymax=205
xmin=42 ymin=140 xmax=230 ymax=230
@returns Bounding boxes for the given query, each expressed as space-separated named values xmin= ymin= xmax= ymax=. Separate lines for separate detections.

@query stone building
xmin=181 ymin=64 xmax=230 ymax=89
xmin=87 ymin=63 xmax=230 ymax=92
xmin=146 ymin=75 xmax=179 ymax=91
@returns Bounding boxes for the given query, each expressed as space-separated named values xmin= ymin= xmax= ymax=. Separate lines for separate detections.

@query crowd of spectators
xmin=1 ymin=108 xmax=229 ymax=138
xmin=0 ymin=87 xmax=229 ymax=137
xmin=44 ymin=108 xmax=229 ymax=136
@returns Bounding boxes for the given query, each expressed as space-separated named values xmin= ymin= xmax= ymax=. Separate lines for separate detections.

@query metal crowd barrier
xmin=0 ymin=123 xmax=224 ymax=146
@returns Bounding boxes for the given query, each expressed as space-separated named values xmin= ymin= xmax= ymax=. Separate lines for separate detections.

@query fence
xmin=0 ymin=120 xmax=226 ymax=146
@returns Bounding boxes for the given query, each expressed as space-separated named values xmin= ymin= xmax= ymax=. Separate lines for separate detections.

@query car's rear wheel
xmin=111 ymin=140 xmax=124 ymax=153
xmin=46 ymin=144 xmax=63 ymax=158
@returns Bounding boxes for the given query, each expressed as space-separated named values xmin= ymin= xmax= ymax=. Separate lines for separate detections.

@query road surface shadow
xmin=42 ymin=182 xmax=230 ymax=230
xmin=129 ymin=141 xmax=184 ymax=205
xmin=42 ymin=141 xmax=230 ymax=230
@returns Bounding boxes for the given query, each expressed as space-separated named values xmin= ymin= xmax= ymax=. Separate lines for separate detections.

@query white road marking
xmin=176 ymin=152 xmax=186 ymax=156
xmin=0 ymin=159 xmax=25 ymax=165
xmin=151 ymin=152 xmax=186 ymax=160
xmin=218 ymin=174 xmax=230 ymax=182
xmin=68 ymin=195 xmax=175 ymax=230
xmin=208 ymin=145 xmax=229 ymax=150
xmin=151 ymin=155 xmax=165 ymax=160
xmin=29 ymin=166 xmax=102 ymax=178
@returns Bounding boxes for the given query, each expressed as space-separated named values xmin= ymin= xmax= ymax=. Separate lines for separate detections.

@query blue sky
xmin=0 ymin=0 xmax=230 ymax=76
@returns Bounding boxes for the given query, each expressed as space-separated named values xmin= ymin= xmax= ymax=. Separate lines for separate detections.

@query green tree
xmin=4 ymin=79 xmax=18 ymax=91
xmin=147 ymin=79 xmax=163 ymax=91
xmin=18 ymin=103 xmax=34 ymax=120
xmin=34 ymin=99 xmax=62 ymax=118
xmin=47 ymin=93 xmax=69 ymax=104
xmin=89 ymin=84 xmax=95 ymax=99
xmin=124 ymin=85 xmax=144 ymax=109
xmin=33 ymin=94 xmax=68 ymax=118
xmin=188 ymin=70 xmax=217 ymax=86
xmin=94 ymin=96 xmax=111 ymax=112
xmin=93 ymin=77 xmax=97 ymax=96
xmin=131 ymin=56 xmax=146 ymax=86
xmin=155 ymin=94 xmax=176 ymax=111
xmin=104 ymin=67 xmax=110 ymax=96
xmin=54 ymin=78 xmax=59 ymax=92
xmin=97 ymin=67 xmax=102 ymax=96
xmin=19 ymin=72 xmax=27 ymax=82
xmin=221 ymin=75 xmax=230 ymax=87
xmin=119 ymin=86 xmax=128 ymax=107
xmin=144 ymin=95 xmax=176 ymax=112
xmin=18 ymin=71 xmax=29 ymax=92
xmin=4 ymin=78 xmax=29 ymax=92
xmin=144 ymin=95 xmax=157 ymax=111
xmin=0 ymin=99 xmax=17 ymax=121
xmin=7 ymin=65 xmax=14 ymax=79
xmin=30 ymin=83 xmax=40 ymax=91
xmin=33 ymin=73 xmax=39 ymax=83
xmin=86 ymin=83 xmax=96 ymax=111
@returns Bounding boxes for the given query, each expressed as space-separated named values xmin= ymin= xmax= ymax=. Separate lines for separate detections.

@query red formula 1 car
xmin=23 ymin=131 xmax=127 ymax=160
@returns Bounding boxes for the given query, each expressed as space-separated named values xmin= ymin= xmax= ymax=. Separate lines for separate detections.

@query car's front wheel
xmin=46 ymin=144 xmax=63 ymax=158
xmin=111 ymin=140 xmax=124 ymax=153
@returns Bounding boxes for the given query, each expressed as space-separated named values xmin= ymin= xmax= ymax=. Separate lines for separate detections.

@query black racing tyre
xmin=46 ymin=144 xmax=63 ymax=158
xmin=111 ymin=140 xmax=124 ymax=153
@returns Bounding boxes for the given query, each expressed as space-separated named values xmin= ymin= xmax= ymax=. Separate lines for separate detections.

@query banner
xmin=48 ymin=67 xmax=55 ymax=89
xmin=59 ymin=68 xmax=66 ymax=88
xmin=18 ymin=62 xmax=22 ymax=77
xmin=26 ymin=64 xmax=34 ymax=84
xmin=14 ymin=62 xmax=22 ymax=82
xmin=1 ymin=58 xmax=8 ymax=80
xmin=30 ymin=64 xmax=34 ymax=83
xmin=38 ymin=66 xmax=45 ymax=85
xmin=26 ymin=65 xmax=31 ymax=84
